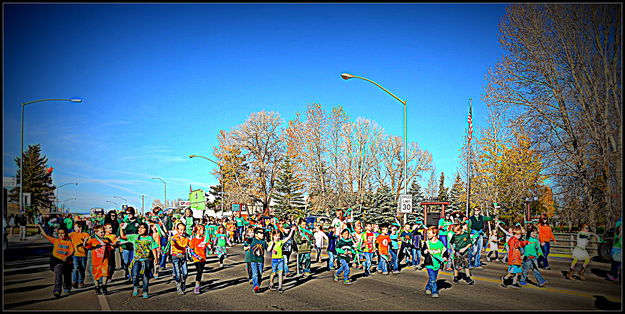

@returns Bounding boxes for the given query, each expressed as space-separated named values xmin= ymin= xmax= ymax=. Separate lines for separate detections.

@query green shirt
xmin=450 ymin=232 xmax=471 ymax=251
xmin=215 ymin=233 xmax=227 ymax=247
xmin=336 ymin=238 xmax=355 ymax=262
xmin=249 ymin=238 xmax=268 ymax=263
xmin=184 ymin=217 xmax=194 ymax=236
xmin=270 ymin=240 xmax=285 ymax=259
xmin=425 ymin=240 xmax=446 ymax=270
xmin=524 ymin=237 xmax=543 ymax=258
xmin=64 ymin=218 xmax=74 ymax=231
xmin=125 ymin=234 xmax=158 ymax=259
xmin=438 ymin=218 xmax=453 ymax=236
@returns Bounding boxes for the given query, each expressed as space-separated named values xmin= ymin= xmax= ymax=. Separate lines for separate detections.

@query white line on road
xmin=98 ymin=294 xmax=111 ymax=311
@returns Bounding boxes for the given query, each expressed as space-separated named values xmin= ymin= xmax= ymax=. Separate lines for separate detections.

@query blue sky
xmin=3 ymin=3 xmax=508 ymax=213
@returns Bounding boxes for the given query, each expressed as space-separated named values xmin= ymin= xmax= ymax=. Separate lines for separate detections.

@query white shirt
xmin=314 ymin=230 xmax=328 ymax=248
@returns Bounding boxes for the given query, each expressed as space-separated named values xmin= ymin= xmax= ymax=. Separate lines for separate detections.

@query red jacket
xmin=507 ymin=236 xmax=529 ymax=266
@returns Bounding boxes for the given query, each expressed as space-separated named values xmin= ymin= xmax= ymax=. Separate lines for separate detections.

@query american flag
xmin=467 ymin=100 xmax=473 ymax=143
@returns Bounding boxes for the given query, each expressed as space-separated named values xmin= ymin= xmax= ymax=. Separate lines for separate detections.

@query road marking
xmin=98 ymin=295 xmax=111 ymax=311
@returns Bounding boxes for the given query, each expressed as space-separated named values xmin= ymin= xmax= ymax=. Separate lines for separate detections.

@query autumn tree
xmin=485 ymin=4 xmax=621 ymax=228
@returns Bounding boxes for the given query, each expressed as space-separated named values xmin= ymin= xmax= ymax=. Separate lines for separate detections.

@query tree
xmin=437 ymin=172 xmax=448 ymax=202
xmin=448 ymin=173 xmax=465 ymax=211
xmin=484 ymin=4 xmax=621 ymax=228
xmin=408 ymin=180 xmax=425 ymax=222
xmin=425 ymin=169 xmax=438 ymax=200
xmin=207 ymin=184 xmax=223 ymax=211
xmin=10 ymin=144 xmax=55 ymax=216
xmin=360 ymin=185 xmax=396 ymax=224
xmin=272 ymin=157 xmax=307 ymax=219
xmin=151 ymin=199 xmax=164 ymax=209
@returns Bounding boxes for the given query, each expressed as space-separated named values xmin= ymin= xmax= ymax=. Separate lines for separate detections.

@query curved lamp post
xmin=189 ymin=154 xmax=224 ymax=212
xmin=106 ymin=200 xmax=118 ymax=209
xmin=341 ymin=73 xmax=408 ymax=194
xmin=113 ymin=196 xmax=128 ymax=207
xmin=151 ymin=177 xmax=167 ymax=208
xmin=56 ymin=182 xmax=78 ymax=210
xmin=20 ymin=98 xmax=82 ymax=214
xmin=62 ymin=197 xmax=76 ymax=214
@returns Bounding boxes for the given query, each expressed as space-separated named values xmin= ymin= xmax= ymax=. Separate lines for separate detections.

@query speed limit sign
xmin=398 ymin=194 xmax=413 ymax=213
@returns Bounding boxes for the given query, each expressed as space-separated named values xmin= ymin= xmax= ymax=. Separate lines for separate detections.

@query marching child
xmin=268 ymin=228 xmax=295 ymax=292
xmin=119 ymin=222 xmax=159 ymax=298
xmin=449 ymin=224 xmax=475 ymax=285
xmin=326 ymin=226 xmax=338 ymax=270
xmin=249 ymin=227 xmax=268 ymax=293
xmin=214 ymin=225 xmax=231 ymax=268
xmin=68 ymin=222 xmax=90 ymax=289
xmin=37 ymin=224 xmax=75 ymax=298
xmin=487 ymin=230 xmax=500 ymax=262
xmin=375 ymin=225 xmax=391 ymax=275
xmin=566 ymin=224 xmax=600 ymax=281
xmin=83 ymin=225 xmax=115 ymax=295
xmin=335 ymin=228 xmax=356 ymax=285
xmin=294 ymin=218 xmax=313 ymax=276
xmin=501 ymin=226 xmax=529 ymax=288
xmin=389 ymin=224 xmax=401 ymax=274
xmin=103 ymin=223 xmax=121 ymax=281
xmin=189 ymin=224 xmax=211 ymax=294
xmin=170 ymin=222 xmax=191 ymax=295
xmin=421 ymin=226 xmax=448 ymax=298
xmin=361 ymin=223 xmax=377 ymax=276
xmin=243 ymin=226 xmax=256 ymax=284
xmin=520 ymin=227 xmax=548 ymax=286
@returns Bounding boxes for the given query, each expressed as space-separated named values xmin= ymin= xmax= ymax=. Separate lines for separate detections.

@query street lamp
xmin=106 ymin=200 xmax=118 ymax=209
xmin=524 ymin=196 xmax=539 ymax=221
xmin=20 ymin=98 xmax=82 ymax=215
xmin=189 ymin=155 xmax=224 ymax=213
xmin=341 ymin=73 xmax=409 ymax=221
xmin=151 ymin=177 xmax=167 ymax=209
xmin=113 ymin=196 xmax=128 ymax=207
xmin=56 ymin=182 xmax=78 ymax=210
xmin=62 ymin=197 xmax=76 ymax=214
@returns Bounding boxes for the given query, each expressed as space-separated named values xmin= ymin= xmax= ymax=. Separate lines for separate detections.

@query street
xmin=3 ymin=236 xmax=622 ymax=311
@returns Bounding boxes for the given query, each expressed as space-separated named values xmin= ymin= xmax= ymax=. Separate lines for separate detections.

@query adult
xmin=3 ymin=214 xmax=8 ymax=250
xmin=468 ymin=207 xmax=495 ymax=269
xmin=119 ymin=206 xmax=143 ymax=281
xmin=537 ymin=216 xmax=556 ymax=270
xmin=104 ymin=210 xmax=120 ymax=236
xmin=18 ymin=213 xmax=28 ymax=241
xmin=8 ymin=214 xmax=15 ymax=238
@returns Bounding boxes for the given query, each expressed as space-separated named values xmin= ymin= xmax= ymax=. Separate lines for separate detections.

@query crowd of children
xmin=32 ymin=205 xmax=621 ymax=300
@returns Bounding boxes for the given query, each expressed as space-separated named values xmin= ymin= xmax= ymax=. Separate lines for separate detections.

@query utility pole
xmin=141 ymin=195 xmax=145 ymax=216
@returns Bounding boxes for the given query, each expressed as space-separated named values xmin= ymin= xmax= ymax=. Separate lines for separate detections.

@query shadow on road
xmin=593 ymin=295 xmax=621 ymax=310
xmin=5 ymin=295 xmax=61 ymax=309
xmin=3 ymin=283 xmax=52 ymax=294
xmin=3 ymin=277 xmax=44 ymax=286
xmin=590 ymin=268 xmax=609 ymax=279
xmin=4 ymin=266 xmax=50 ymax=276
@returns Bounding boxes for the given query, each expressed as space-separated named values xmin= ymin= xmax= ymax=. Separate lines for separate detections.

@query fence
xmin=551 ymin=233 xmax=600 ymax=256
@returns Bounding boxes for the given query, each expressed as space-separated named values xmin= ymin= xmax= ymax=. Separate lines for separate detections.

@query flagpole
xmin=465 ymin=98 xmax=472 ymax=217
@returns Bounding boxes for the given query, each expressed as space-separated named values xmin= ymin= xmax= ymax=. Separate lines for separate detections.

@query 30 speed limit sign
xmin=397 ymin=194 xmax=413 ymax=213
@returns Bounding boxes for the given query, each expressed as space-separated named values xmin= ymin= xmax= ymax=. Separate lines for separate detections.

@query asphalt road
xmin=3 ymin=238 xmax=622 ymax=311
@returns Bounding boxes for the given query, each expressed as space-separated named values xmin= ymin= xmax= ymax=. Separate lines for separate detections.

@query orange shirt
xmin=376 ymin=234 xmax=390 ymax=256
xmin=84 ymin=237 xmax=113 ymax=265
xmin=69 ymin=232 xmax=90 ymax=257
xmin=44 ymin=234 xmax=75 ymax=261
xmin=170 ymin=233 xmax=190 ymax=256
xmin=189 ymin=237 xmax=208 ymax=261
xmin=538 ymin=224 xmax=556 ymax=243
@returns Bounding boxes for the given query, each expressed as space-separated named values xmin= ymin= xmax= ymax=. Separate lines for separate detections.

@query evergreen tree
xmin=208 ymin=184 xmax=224 ymax=211
xmin=437 ymin=172 xmax=448 ymax=201
xmin=425 ymin=169 xmax=438 ymax=200
xmin=408 ymin=180 xmax=425 ymax=222
xmin=448 ymin=173 xmax=465 ymax=211
xmin=10 ymin=144 xmax=55 ymax=216
xmin=361 ymin=185 xmax=396 ymax=224
xmin=272 ymin=157 xmax=307 ymax=219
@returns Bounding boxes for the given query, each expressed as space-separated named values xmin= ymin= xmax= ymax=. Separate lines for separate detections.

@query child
xmin=375 ymin=225 xmax=391 ymax=275
xmin=361 ymin=223 xmax=377 ymax=276
xmin=83 ymin=225 xmax=115 ymax=295
xmin=170 ymin=223 xmax=191 ymax=295
xmin=213 ymin=225 xmax=231 ymax=268
xmin=398 ymin=223 xmax=413 ymax=268
xmin=189 ymin=224 xmax=211 ymax=294
xmin=268 ymin=228 xmax=295 ymax=292
xmin=281 ymin=224 xmax=295 ymax=277
xmin=449 ymin=224 xmax=475 ymax=285
xmin=501 ymin=226 xmax=529 ymax=288
xmin=352 ymin=223 xmax=364 ymax=270
xmin=37 ymin=224 xmax=75 ymax=298
xmin=103 ymin=223 xmax=121 ymax=282
xmin=294 ymin=218 xmax=313 ymax=276
xmin=243 ymin=226 xmax=256 ymax=284
xmin=313 ymin=225 xmax=328 ymax=263
xmin=249 ymin=227 xmax=268 ymax=293
xmin=389 ymin=225 xmax=400 ymax=274
xmin=68 ymin=222 xmax=90 ymax=288
xmin=421 ymin=226 xmax=448 ymax=298
xmin=335 ymin=228 xmax=355 ymax=285
xmin=326 ymin=226 xmax=338 ymax=271
xmin=566 ymin=224 xmax=600 ymax=281
xmin=487 ymin=230 xmax=500 ymax=262
xmin=520 ymin=227 xmax=548 ymax=286
xmin=411 ymin=222 xmax=423 ymax=270
xmin=120 ymin=222 xmax=159 ymax=298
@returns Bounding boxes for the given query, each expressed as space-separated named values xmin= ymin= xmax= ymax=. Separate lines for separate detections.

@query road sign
xmin=232 ymin=204 xmax=241 ymax=212
xmin=179 ymin=201 xmax=191 ymax=208
xmin=398 ymin=194 xmax=412 ymax=213
xmin=3 ymin=177 xmax=17 ymax=188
